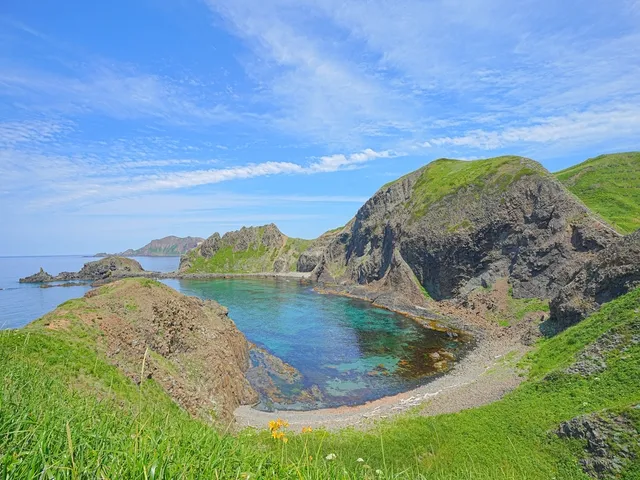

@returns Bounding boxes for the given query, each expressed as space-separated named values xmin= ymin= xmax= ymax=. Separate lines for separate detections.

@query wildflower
xmin=325 ymin=453 xmax=337 ymax=461
xmin=376 ymin=469 xmax=383 ymax=475
xmin=302 ymin=426 xmax=313 ymax=433
xmin=356 ymin=458 xmax=364 ymax=463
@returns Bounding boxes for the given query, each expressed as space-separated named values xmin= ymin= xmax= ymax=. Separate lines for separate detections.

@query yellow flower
xmin=302 ymin=426 xmax=313 ymax=433
xmin=282 ymin=436 xmax=288 ymax=444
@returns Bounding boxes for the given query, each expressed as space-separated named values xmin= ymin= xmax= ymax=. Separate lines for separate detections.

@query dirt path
xmin=234 ymin=332 xmax=529 ymax=431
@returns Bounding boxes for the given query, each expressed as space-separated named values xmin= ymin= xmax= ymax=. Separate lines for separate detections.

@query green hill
xmin=179 ymin=224 xmax=312 ymax=274
xmin=555 ymin=152 xmax=640 ymax=234
xmin=2 ymin=281 xmax=639 ymax=478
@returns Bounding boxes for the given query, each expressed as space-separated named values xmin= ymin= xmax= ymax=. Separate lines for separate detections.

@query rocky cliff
xmin=179 ymin=224 xmax=311 ymax=274
xmin=96 ymin=236 xmax=204 ymax=257
xmin=549 ymin=229 xmax=640 ymax=331
xmin=20 ymin=256 xmax=145 ymax=283
xmin=31 ymin=278 xmax=257 ymax=423
xmin=312 ymin=156 xmax=619 ymax=307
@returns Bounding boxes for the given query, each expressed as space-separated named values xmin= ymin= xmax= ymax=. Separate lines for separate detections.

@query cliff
xmin=311 ymin=156 xmax=619 ymax=307
xmin=179 ymin=224 xmax=312 ymax=274
xmin=549 ymin=228 xmax=640 ymax=331
xmin=29 ymin=278 xmax=257 ymax=423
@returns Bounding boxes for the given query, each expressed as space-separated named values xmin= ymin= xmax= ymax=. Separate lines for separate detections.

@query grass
xmin=184 ymin=231 xmax=312 ymax=274
xmin=404 ymin=156 xmax=546 ymax=219
xmin=2 ymin=286 xmax=640 ymax=478
xmin=555 ymin=152 xmax=640 ymax=234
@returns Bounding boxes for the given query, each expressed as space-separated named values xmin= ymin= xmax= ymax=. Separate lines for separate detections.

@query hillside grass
xmin=407 ymin=156 xmax=545 ymax=218
xmin=184 ymin=232 xmax=312 ymax=274
xmin=2 ymin=288 xmax=640 ymax=478
xmin=555 ymin=152 xmax=640 ymax=234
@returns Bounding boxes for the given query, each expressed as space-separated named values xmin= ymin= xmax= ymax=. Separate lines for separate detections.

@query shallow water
xmin=163 ymin=278 xmax=471 ymax=411
xmin=0 ymin=256 xmax=471 ymax=410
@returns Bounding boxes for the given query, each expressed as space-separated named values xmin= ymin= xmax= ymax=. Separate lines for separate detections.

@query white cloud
xmin=429 ymin=105 xmax=640 ymax=151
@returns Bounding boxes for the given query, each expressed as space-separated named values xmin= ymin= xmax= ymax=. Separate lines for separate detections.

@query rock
xmin=179 ymin=224 xmax=312 ymax=274
xmin=36 ymin=278 xmax=257 ymax=424
xmin=19 ymin=267 xmax=55 ymax=283
xmin=549 ymin=229 xmax=640 ymax=331
xmin=556 ymin=412 xmax=638 ymax=479
xmin=312 ymin=156 xmax=617 ymax=307
xmin=19 ymin=257 xmax=145 ymax=284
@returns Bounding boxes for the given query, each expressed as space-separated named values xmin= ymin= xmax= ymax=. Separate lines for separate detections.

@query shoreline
xmin=234 ymin=328 xmax=528 ymax=431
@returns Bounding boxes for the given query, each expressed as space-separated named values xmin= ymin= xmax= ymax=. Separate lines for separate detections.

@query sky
xmin=1 ymin=0 xmax=639 ymax=255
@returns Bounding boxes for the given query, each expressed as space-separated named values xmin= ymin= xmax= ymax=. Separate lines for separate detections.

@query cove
xmin=162 ymin=278 xmax=472 ymax=411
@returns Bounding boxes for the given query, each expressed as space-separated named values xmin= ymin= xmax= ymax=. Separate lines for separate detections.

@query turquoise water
xmin=0 ymin=257 xmax=471 ymax=410
xmin=163 ymin=278 xmax=471 ymax=411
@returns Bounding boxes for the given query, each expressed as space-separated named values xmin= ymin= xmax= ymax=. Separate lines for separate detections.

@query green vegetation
xmin=407 ymin=156 xmax=545 ymax=218
xmin=183 ymin=227 xmax=312 ymax=274
xmin=185 ymin=244 xmax=272 ymax=273
xmin=3 ymin=280 xmax=640 ymax=478
xmin=555 ymin=152 xmax=640 ymax=234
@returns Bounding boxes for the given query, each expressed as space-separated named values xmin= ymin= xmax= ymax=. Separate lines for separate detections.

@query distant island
xmin=96 ymin=235 xmax=204 ymax=257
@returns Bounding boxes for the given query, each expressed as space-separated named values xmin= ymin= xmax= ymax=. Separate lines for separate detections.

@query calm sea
xmin=0 ymin=256 xmax=179 ymax=330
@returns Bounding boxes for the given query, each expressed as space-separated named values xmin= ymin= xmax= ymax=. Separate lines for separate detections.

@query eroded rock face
xmin=37 ymin=278 xmax=257 ymax=423
xmin=549 ymin=229 xmax=640 ymax=331
xmin=313 ymin=157 xmax=617 ymax=306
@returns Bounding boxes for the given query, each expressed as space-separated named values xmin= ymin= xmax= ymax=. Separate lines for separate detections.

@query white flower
xmin=325 ymin=453 xmax=337 ymax=461
xmin=356 ymin=458 xmax=364 ymax=463
xmin=376 ymin=469 xmax=383 ymax=475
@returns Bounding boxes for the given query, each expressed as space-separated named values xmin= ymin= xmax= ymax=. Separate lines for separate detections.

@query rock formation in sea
xmin=20 ymin=256 xmax=145 ymax=283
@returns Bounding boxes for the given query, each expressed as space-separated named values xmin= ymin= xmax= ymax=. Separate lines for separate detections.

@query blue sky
xmin=1 ymin=0 xmax=639 ymax=255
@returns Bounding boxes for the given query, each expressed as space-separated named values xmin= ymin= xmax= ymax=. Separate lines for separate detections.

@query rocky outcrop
xmin=549 ymin=229 xmax=640 ymax=331
xmin=179 ymin=224 xmax=312 ymax=274
xmin=297 ymin=228 xmax=344 ymax=272
xmin=96 ymin=236 xmax=204 ymax=257
xmin=20 ymin=257 xmax=145 ymax=283
xmin=19 ymin=267 xmax=55 ymax=283
xmin=557 ymin=411 xmax=639 ymax=479
xmin=312 ymin=156 xmax=618 ymax=307
xmin=33 ymin=278 xmax=257 ymax=423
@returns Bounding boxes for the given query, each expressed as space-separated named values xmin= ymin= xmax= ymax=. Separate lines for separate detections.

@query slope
xmin=555 ymin=152 xmax=640 ymax=234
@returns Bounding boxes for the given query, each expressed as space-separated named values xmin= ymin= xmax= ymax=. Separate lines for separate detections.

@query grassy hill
xmin=180 ymin=224 xmax=312 ymax=274
xmin=555 ymin=152 xmax=640 ymax=234
xmin=2 ymin=282 xmax=639 ymax=478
